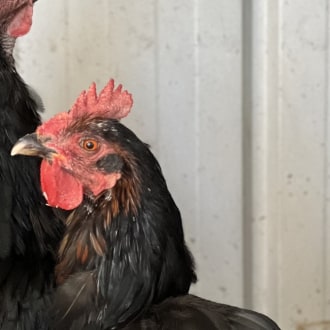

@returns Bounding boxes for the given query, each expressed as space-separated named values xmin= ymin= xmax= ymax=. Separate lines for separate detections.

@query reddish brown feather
xmin=54 ymin=155 xmax=141 ymax=285
xmin=81 ymin=246 xmax=89 ymax=264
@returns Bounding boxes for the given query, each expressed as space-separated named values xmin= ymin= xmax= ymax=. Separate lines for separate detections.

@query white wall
xmin=15 ymin=1 xmax=330 ymax=329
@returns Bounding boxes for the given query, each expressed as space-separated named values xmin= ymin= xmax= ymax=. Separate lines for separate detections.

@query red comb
xmin=37 ymin=79 xmax=133 ymax=136
xmin=71 ymin=79 xmax=133 ymax=119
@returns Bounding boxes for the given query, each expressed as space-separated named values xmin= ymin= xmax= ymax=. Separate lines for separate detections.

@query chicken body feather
xmin=123 ymin=295 xmax=280 ymax=330
xmin=0 ymin=1 xmax=64 ymax=329
xmin=48 ymin=119 xmax=197 ymax=329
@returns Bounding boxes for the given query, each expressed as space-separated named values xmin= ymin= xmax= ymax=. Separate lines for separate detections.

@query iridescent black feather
xmin=0 ymin=9 xmax=64 ymax=330
xmin=49 ymin=120 xmax=279 ymax=329
xmin=51 ymin=120 xmax=196 ymax=329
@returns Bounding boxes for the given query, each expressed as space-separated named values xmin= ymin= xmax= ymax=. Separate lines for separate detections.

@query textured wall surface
xmin=15 ymin=1 xmax=330 ymax=329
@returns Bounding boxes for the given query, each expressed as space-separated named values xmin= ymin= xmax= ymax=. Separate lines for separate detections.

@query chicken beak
xmin=11 ymin=133 xmax=57 ymax=160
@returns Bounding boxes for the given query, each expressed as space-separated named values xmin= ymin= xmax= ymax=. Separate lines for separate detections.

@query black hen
xmin=0 ymin=1 xmax=64 ymax=329
xmin=12 ymin=80 xmax=280 ymax=329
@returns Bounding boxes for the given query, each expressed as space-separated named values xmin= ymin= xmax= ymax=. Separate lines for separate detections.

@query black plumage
xmin=50 ymin=119 xmax=197 ymax=329
xmin=0 ymin=1 xmax=64 ymax=329
xmin=12 ymin=108 xmax=280 ymax=329
xmin=123 ymin=295 xmax=280 ymax=330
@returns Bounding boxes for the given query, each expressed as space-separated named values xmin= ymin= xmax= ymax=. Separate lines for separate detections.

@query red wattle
xmin=40 ymin=160 xmax=83 ymax=211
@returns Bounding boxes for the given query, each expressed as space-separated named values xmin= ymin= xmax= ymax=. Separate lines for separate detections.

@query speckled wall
xmin=15 ymin=1 xmax=330 ymax=329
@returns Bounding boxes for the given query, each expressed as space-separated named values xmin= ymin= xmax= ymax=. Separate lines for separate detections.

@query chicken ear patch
xmin=7 ymin=0 xmax=33 ymax=37
xmin=40 ymin=160 xmax=83 ymax=211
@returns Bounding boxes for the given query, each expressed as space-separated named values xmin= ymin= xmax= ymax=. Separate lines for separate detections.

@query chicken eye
xmin=81 ymin=139 xmax=99 ymax=151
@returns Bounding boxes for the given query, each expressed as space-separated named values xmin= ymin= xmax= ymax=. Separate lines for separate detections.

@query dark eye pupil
xmin=85 ymin=141 xmax=95 ymax=149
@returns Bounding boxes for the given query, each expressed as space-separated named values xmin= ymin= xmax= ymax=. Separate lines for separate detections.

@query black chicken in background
xmin=0 ymin=0 xmax=64 ymax=329
xmin=12 ymin=80 xmax=280 ymax=329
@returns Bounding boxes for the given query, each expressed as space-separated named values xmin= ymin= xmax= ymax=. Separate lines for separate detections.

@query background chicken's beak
xmin=11 ymin=133 xmax=56 ymax=160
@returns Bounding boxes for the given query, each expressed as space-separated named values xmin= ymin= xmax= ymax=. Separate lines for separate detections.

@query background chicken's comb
xmin=37 ymin=79 xmax=133 ymax=136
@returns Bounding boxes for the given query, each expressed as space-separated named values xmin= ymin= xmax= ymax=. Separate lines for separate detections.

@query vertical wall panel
xmin=245 ymin=0 xmax=330 ymax=329
xmin=196 ymin=0 xmax=243 ymax=305
xmin=65 ymin=1 xmax=158 ymax=147
xmin=156 ymin=0 xmax=243 ymax=305
xmin=65 ymin=1 xmax=112 ymax=96
xmin=279 ymin=0 xmax=328 ymax=328
xmin=326 ymin=1 xmax=330 ymax=322
xmin=242 ymin=0 xmax=281 ymax=320
xmin=156 ymin=0 xmax=200 ymax=292
xmin=16 ymin=1 xmax=69 ymax=117
xmin=243 ymin=1 xmax=330 ymax=328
